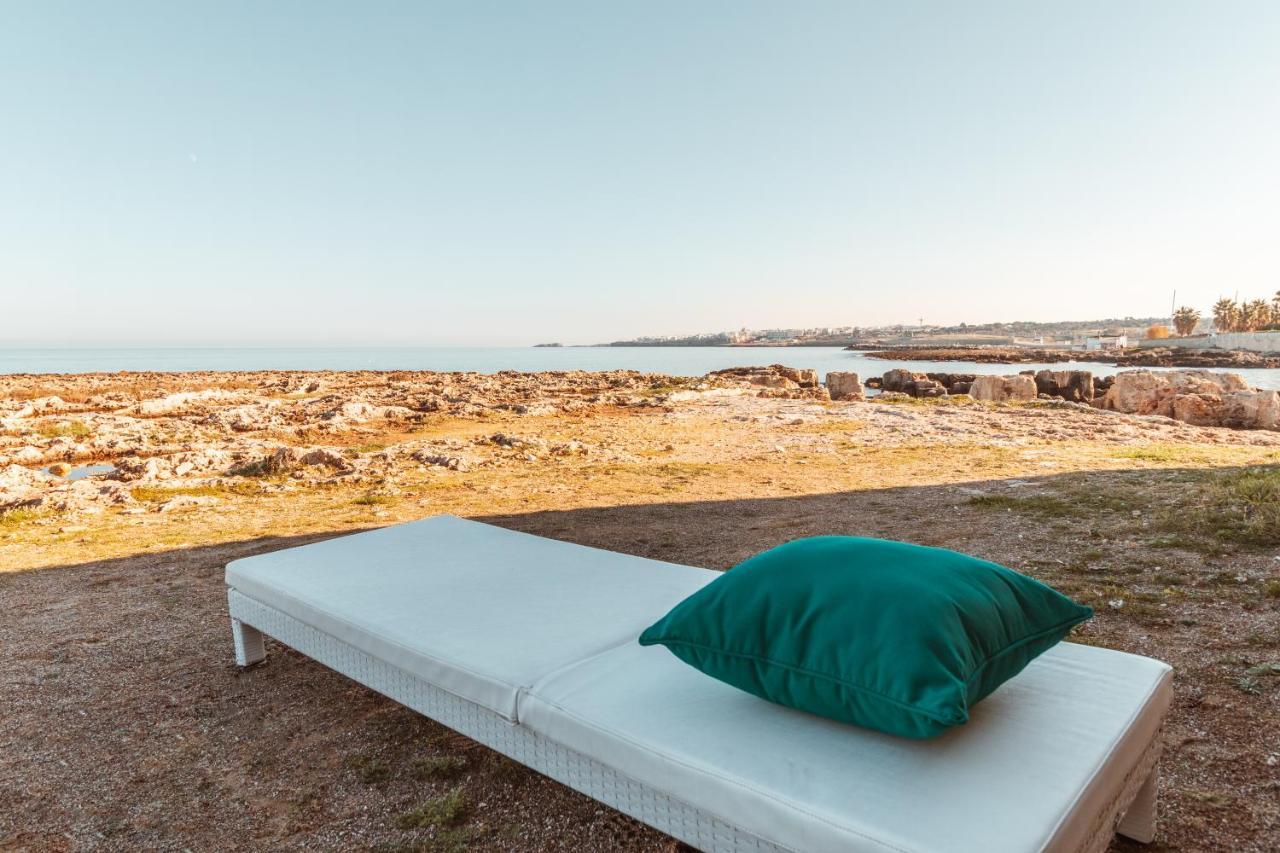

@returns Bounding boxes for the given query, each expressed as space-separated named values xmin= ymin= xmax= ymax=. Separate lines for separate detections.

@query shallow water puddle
xmin=40 ymin=464 xmax=116 ymax=481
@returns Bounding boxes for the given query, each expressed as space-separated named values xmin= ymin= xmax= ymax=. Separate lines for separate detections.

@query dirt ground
xmin=2 ymin=374 xmax=1279 ymax=852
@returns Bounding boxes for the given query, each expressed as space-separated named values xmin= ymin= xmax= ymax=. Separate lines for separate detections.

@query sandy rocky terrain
xmin=2 ymin=366 xmax=1279 ymax=852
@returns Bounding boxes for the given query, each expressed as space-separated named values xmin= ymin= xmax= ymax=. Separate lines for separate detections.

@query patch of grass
xmin=411 ymin=755 xmax=468 ymax=781
xmin=1233 ymin=676 xmax=1262 ymax=695
xmin=1244 ymin=632 xmax=1280 ymax=648
xmin=1264 ymin=579 xmax=1280 ymax=599
xmin=873 ymin=394 xmax=980 ymax=407
xmin=375 ymin=827 xmax=482 ymax=853
xmin=967 ymin=494 xmax=1075 ymax=518
xmin=638 ymin=379 xmax=699 ymax=397
xmin=487 ymin=755 xmax=531 ymax=786
xmin=350 ymin=442 xmax=387 ymax=454
xmin=396 ymin=787 xmax=470 ymax=830
xmin=1145 ymin=534 xmax=1225 ymax=556
xmin=133 ymin=485 xmax=220 ymax=502
xmin=353 ymin=493 xmax=395 ymax=506
xmin=427 ymin=827 xmax=482 ymax=853
xmin=801 ymin=418 xmax=866 ymax=434
xmin=1204 ymin=570 xmax=1244 ymax=587
xmin=352 ymin=756 xmax=390 ymax=784
xmin=1122 ymin=601 xmax=1166 ymax=622
xmin=1154 ymin=466 xmax=1280 ymax=549
xmin=1110 ymin=444 xmax=1222 ymax=464
xmin=1185 ymin=788 xmax=1233 ymax=808
xmin=130 ymin=482 xmax=261 ymax=502
xmin=0 ymin=506 xmax=43 ymax=528
xmin=35 ymin=419 xmax=91 ymax=440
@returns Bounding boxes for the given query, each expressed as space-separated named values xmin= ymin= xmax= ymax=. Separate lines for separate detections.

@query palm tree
xmin=1213 ymin=298 xmax=1239 ymax=332
xmin=1172 ymin=306 xmax=1200 ymax=336
xmin=1242 ymin=299 xmax=1272 ymax=331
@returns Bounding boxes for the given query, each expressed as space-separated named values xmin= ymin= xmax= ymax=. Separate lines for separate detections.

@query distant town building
xmin=1083 ymin=334 xmax=1128 ymax=351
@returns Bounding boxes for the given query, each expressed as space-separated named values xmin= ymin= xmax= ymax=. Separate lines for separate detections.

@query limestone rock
xmin=300 ymin=448 xmax=351 ymax=469
xmin=157 ymin=495 xmax=220 ymax=513
xmin=411 ymin=449 xmax=468 ymax=471
xmin=1171 ymin=393 xmax=1224 ymax=427
xmin=924 ymin=373 xmax=976 ymax=394
xmin=1034 ymin=370 xmax=1095 ymax=403
xmin=125 ymin=389 xmax=244 ymax=417
xmin=707 ymin=366 xmax=826 ymax=398
xmin=1098 ymin=370 xmax=1277 ymax=430
xmin=881 ymin=369 xmax=927 ymax=393
xmin=1101 ymin=370 xmax=1248 ymax=418
xmin=907 ymin=379 xmax=948 ymax=398
xmin=1222 ymin=390 xmax=1280 ymax=430
xmin=207 ymin=402 xmax=281 ymax=432
xmin=825 ymin=372 xmax=864 ymax=401
xmin=0 ymin=464 xmax=56 ymax=510
xmin=969 ymin=374 xmax=1037 ymax=402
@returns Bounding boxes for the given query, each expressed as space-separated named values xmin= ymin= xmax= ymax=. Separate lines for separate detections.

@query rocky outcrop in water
xmin=1115 ymin=348 xmax=1280 ymax=368
xmin=708 ymin=365 xmax=827 ymax=399
xmin=1034 ymin=370 xmax=1095 ymax=403
xmin=861 ymin=346 xmax=1280 ymax=368
xmin=824 ymin=372 xmax=864 ymax=401
xmin=970 ymin=374 xmax=1038 ymax=402
xmin=1097 ymin=370 xmax=1279 ymax=430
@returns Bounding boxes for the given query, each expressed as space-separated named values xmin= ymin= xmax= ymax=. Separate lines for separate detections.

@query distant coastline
xmin=859 ymin=345 xmax=1280 ymax=369
xmin=601 ymin=340 xmax=859 ymax=348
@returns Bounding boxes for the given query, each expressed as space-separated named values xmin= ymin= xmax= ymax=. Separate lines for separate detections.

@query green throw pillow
xmin=639 ymin=536 xmax=1092 ymax=739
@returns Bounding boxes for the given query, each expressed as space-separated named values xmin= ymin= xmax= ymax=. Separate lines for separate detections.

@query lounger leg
xmin=231 ymin=618 xmax=266 ymax=667
xmin=1117 ymin=765 xmax=1158 ymax=843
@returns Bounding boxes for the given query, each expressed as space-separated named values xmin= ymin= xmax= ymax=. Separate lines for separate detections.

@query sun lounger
xmin=226 ymin=515 xmax=1171 ymax=852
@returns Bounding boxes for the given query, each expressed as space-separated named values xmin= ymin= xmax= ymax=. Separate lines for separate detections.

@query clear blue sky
xmin=4 ymin=2 xmax=1279 ymax=346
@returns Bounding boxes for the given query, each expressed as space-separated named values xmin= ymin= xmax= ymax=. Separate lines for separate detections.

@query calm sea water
xmin=4 ymin=347 xmax=1280 ymax=390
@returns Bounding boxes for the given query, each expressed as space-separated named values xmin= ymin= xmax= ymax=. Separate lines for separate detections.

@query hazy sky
xmin=4 ymin=2 xmax=1280 ymax=346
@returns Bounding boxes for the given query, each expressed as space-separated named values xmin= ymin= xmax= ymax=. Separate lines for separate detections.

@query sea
xmin=4 ymin=347 xmax=1280 ymax=390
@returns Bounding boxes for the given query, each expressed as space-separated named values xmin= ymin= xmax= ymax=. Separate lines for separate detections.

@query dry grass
xmin=130 ymin=483 xmax=263 ymax=502
xmin=35 ymin=419 xmax=91 ymax=439
xmin=396 ymin=787 xmax=470 ymax=829
xmin=0 ymin=506 xmax=43 ymax=528
xmin=1154 ymin=465 xmax=1280 ymax=548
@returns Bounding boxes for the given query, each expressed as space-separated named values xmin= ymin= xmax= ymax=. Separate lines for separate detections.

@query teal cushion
xmin=639 ymin=536 xmax=1093 ymax=739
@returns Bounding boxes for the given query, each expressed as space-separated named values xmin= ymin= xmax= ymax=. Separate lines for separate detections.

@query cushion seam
xmin=642 ymin=636 xmax=961 ymax=724
xmin=526 ymin=692 xmax=918 ymax=853
xmin=646 ymin=610 xmax=1091 ymax=725
xmin=960 ymin=611 xmax=1093 ymax=693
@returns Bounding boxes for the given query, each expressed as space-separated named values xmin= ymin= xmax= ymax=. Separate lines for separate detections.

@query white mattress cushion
xmin=523 ymin=640 xmax=1172 ymax=853
xmin=225 ymin=515 xmax=715 ymax=720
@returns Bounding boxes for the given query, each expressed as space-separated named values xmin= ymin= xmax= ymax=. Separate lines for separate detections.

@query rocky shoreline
xmin=4 ymin=364 xmax=1280 ymax=522
xmin=867 ymin=366 xmax=1280 ymax=429
xmin=859 ymin=345 xmax=1280 ymax=368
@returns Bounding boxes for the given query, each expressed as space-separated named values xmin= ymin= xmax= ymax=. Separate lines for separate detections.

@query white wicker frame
xmin=227 ymin=587 xmax=1160 ymax=852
